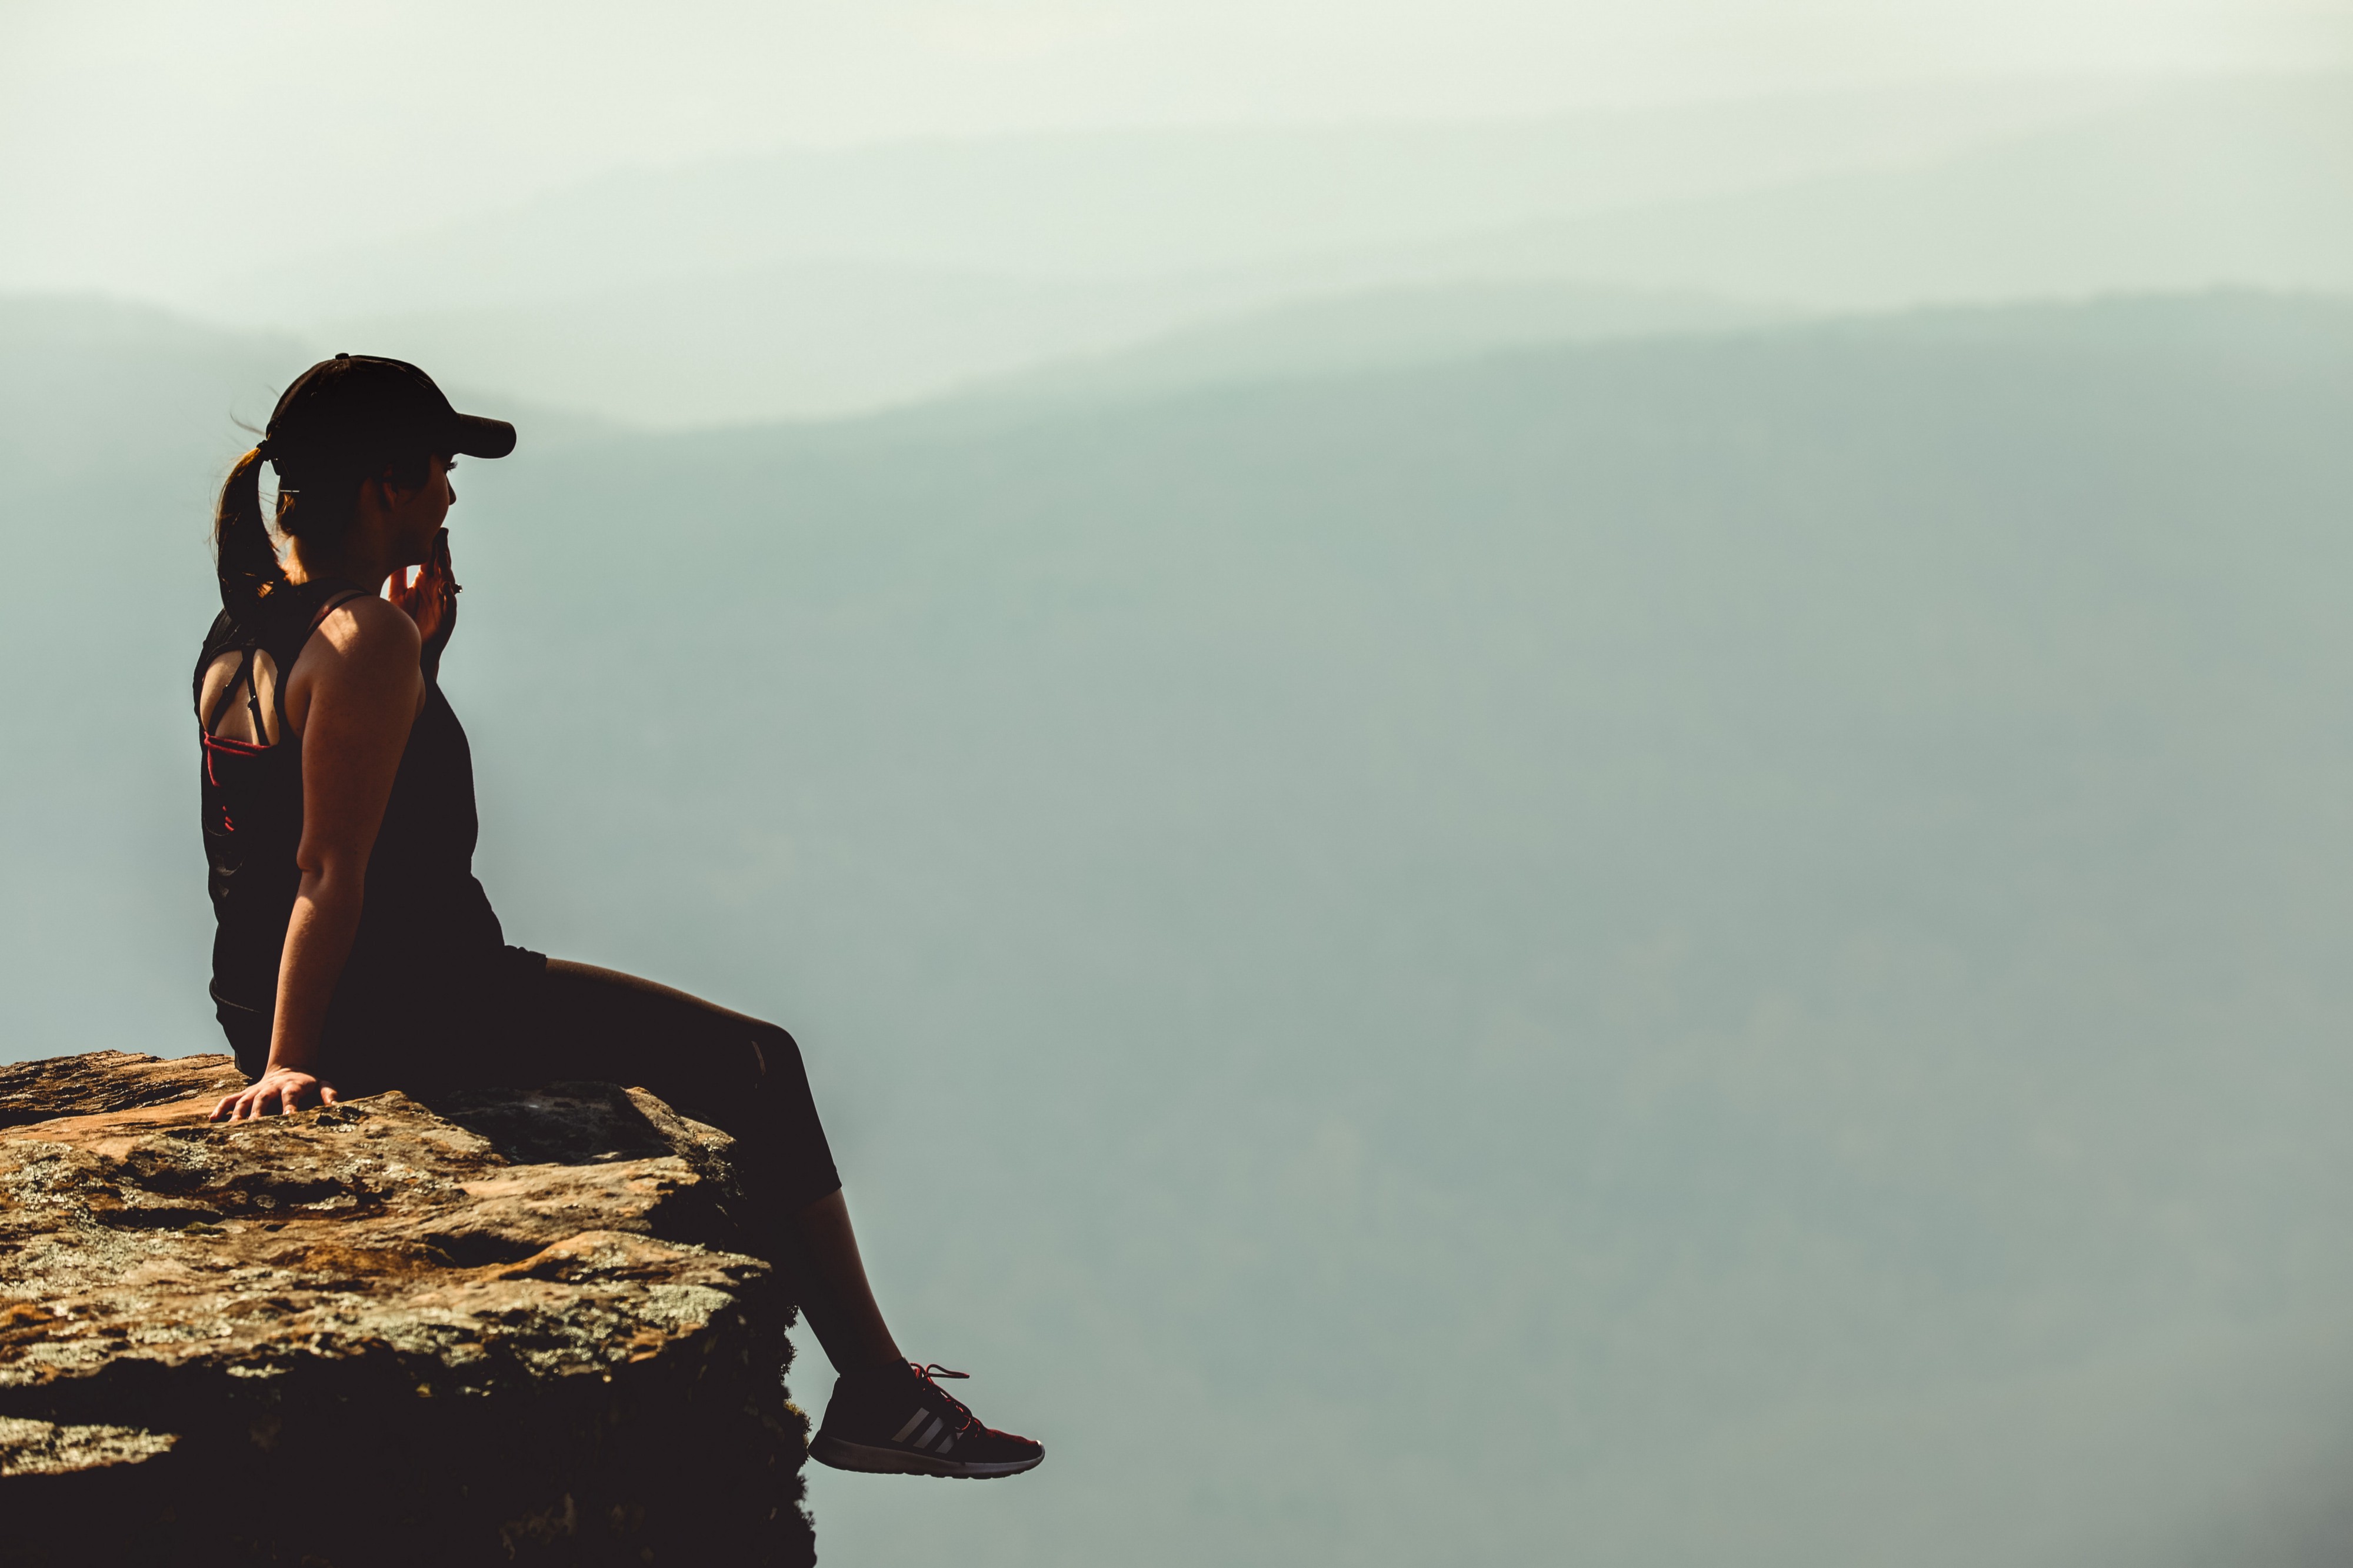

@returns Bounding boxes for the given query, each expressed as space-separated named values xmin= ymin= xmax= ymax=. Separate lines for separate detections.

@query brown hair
xmin=211 ymin=443 xmax=434 ymax=619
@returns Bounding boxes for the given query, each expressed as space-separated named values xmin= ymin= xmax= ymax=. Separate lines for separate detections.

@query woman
xmin=195 ymin=353 xmax=1039 ymax=1480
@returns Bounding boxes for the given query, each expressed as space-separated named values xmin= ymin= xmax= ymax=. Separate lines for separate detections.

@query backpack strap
xmin=201 ymin=646 xmax=266 ymax=739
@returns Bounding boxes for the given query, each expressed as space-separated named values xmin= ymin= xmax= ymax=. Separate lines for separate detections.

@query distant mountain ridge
xmin=938 ymin=281 xmax=1792 ymax=413
xmin=116 ymin=74 xmax=2352 ymax=427
xmin=198 ymin=78 xmax=2147 ymax=319
xmin=23 ymin=285 xmax=2351 ymax=448
xmin=1402 ymin=75 xmax=2353 ymax=305
xmin=304 ymin=275 xmax=1788 ymax=428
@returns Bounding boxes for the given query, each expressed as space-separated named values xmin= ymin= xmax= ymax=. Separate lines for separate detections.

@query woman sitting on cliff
xmin=195 ymin=353 xmax=1040 ymax=1480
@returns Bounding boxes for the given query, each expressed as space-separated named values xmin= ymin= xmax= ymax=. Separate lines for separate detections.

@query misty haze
xmin=5 ymin=5 xmax=2353 ymax=1564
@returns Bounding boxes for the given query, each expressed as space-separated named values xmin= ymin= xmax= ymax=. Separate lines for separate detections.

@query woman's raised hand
xmin=210 ymin=1066 xmax=341 ymax=1122
xmin=389 ymin=527 xmax=461 ymax=677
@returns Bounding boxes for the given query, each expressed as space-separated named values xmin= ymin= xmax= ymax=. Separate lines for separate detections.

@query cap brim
xmin=449 ymin=413 xmax=516 ymax=459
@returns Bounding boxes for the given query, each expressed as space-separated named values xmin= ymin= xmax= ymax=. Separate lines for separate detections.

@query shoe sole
xmin=809 ymin=1433 xmax=1043 ymax=1479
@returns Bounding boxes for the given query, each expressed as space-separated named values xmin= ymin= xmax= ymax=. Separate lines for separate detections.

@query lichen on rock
xmin=0 ymin=1050 xmax=812 ymax=1567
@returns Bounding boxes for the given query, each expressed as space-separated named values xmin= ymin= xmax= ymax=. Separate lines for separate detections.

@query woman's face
xmin=385 ymin=455 xmax=456 ymax=565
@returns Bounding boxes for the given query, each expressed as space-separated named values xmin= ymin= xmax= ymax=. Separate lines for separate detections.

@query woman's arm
xmin=212 ymin=597 xmax=423 ymax=1121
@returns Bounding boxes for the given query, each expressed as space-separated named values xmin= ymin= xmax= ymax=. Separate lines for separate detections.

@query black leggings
xmin=506 ymin=958 xmax=843 ymax=1208
xmin=220 ymin=953 xmax=862 ymax=1364
xmin=224 ymin=953 xmax=841 ymax=1207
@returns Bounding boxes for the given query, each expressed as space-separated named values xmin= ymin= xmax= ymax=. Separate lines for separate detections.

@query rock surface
xmin=0 ymin=1051 xmax=812 ymax=1567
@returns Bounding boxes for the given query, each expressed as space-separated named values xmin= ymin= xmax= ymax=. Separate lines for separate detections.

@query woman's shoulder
xmin=231 ymin=579 xmax=399 ymax=646
xmin=284 ymin=589 xmax=424 ymax=735
xmin=306 ymin=591 xmax=421 ymax=666
xmin=264 ymin=583 xmax=420 ymax=696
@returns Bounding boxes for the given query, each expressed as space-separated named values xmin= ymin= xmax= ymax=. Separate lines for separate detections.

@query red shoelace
xmin=913 ymin=1363 xmax=983 ymax=1437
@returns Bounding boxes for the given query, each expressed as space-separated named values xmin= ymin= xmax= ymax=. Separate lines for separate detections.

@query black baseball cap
xmin=260 ymin=353 xmax=515 ymax=472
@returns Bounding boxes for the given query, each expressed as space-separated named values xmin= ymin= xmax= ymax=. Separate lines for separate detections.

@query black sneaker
xmin=809 ymin=1361 xmax=1045 ymax=1479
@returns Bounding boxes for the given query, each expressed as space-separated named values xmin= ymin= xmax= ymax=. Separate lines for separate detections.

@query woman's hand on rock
xmin=211 ymin=1068 xmax=339 ymax=1122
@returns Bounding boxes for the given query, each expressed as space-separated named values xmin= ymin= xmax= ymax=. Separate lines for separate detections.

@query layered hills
xmin=145 ymin=73 xmax=2353 ymax=423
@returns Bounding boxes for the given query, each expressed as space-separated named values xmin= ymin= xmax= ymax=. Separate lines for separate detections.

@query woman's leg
xmin=525 ymin=959 xmax=900 ymax=1372
xmin=792 ymin=1190 xmax=901 ymax=1369
xmin=506 ymin=958 xmax=1044 ymax=1478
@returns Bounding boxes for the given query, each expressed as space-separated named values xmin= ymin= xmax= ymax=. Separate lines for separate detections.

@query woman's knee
xmin=746 ymin=1021 xmax=807 ymax=1086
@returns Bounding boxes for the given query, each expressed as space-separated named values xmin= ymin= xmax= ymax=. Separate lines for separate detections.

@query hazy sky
xmin=2 ymin=0 xmax=2347 ymax=294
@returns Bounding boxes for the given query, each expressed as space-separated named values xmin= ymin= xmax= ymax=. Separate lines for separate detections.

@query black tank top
xmin=195 ymin=579 xmax=509 ymax=1051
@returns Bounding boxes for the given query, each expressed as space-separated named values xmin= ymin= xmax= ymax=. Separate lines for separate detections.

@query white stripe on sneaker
xmin=892 ymin=1409 xmax=930 ymax=1443
xmin=915 ymin=1416 xmax=946 ymax=1450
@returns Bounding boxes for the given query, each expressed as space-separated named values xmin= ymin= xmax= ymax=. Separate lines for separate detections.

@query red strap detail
xmin=202 ymin=728 xmax=269 ymax=788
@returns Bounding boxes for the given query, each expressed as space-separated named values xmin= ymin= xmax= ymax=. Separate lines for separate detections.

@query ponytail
xmin=212 ymin=433 xmax=428 ymax=616
xmin=213 ymin=446 xmax=286 ymax=619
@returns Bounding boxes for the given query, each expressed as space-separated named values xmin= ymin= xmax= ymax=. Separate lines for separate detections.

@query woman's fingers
xmin=208 ymin=1076 xmax=338 ymax=1123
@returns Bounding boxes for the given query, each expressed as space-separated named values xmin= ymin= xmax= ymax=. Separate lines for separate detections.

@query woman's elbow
xmin=294 ymin=849 xmax=369 ymax=899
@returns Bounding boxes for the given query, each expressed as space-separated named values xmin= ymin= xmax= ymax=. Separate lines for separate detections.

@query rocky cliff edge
xmin=0 ymin=1050 xmax=812 ymax=1567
